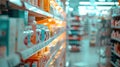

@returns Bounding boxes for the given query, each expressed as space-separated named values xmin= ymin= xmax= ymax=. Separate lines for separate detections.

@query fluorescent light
xmin=98 ymin=0 xmax=105 ymax=2
xmin=69 ymin=8 xmax=73 ymax=11
xmin=95 ymin=2 xmax=118 ymax=5
xmin=65 ymin=2 xmax=69 ymax=5
xmin=79 ymin=2 xmax=119 ymax=5
xmin=79 ymin=2 xmax=90 ymax=5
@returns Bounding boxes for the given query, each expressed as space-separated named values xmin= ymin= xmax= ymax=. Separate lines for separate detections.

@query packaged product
xmin=8 ymin=14 xmax=17 ymax=55
xmin=44 ymin=29 xmax=50 ymax=41
xmin=38 ymin=0 xmax=44 ymax=10
xmin=0 ymin=46 xmax=6 ymax=58
xmin=8 ymin=9 xmax=27 ymax=52
xmin=0 ymin=14 xmax=9 ymax=56
xmin=23 ymin=26 xmax=34 ymax=47
xmin=38 ymin=24 xmax=49 ymax=41
xmin=36 ymin=25 xmax=41 ymax=44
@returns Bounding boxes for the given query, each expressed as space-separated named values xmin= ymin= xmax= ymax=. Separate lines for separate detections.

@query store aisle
xmin=66 ymin=38 xmax=100 ymax=67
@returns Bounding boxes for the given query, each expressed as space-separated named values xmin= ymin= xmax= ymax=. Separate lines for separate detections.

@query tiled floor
xmin=66 ymin=39 xmax=108 ymax=67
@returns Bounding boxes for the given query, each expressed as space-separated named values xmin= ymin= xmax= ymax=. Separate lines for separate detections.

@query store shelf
xmin=68 ymin=41 xmax=80 ymax=44
xmin=7 ymin=53 xmax=21 ymax=67
xmin=110 ymin=61 xmax=117 ymax=67
xmin=45 ymin=41 xmax=64 ymax=67
xmin=112 ymin=14 xmax=120 ymax=17
xmin=9 ymin=0 xmax=23 ymax=6
xmin=111 ymin=50 xmax=120 ymax=58
xmin=9 ymin=0 xmax=64 ymax=20
xmin=111 ymin=26 xmax=120 ymax=29
xmin=70 ymin=23 xmax=80 ymax=25
xmin=68 ymin=28 xmax=84 ymax=31
xmin=19 ymin=30 xmax=65 ymax=60
xmin=24 ymin=2 xmax=53 ymax=18
xmin=111 ymin=37 xmax=120 ymax=42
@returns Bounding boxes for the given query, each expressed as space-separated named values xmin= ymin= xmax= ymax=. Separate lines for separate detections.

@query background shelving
xmin=0 ymin=0 xmax=66 ymax=67
xmin=110 ymin=7 xmax=120 ymax=67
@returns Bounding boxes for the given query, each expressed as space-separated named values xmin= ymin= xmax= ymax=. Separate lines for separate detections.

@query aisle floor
xmin=66 ymin=39 xmax=103 ymax=67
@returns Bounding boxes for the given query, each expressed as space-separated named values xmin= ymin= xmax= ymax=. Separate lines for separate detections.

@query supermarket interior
xmin=0 ymin=0 xmax=120 ymax=67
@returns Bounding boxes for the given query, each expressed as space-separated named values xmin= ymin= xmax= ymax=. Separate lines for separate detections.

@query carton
xmin=0 ymin=15 xmax=9 ymax=56
xmin=8 ymin=9 xmax=27 ymax=52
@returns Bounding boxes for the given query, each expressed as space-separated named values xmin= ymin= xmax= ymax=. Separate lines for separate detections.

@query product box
xmin=0 ymin=15 xmax=9 ymax=56
xmin=36 ymin=25 xmax=41 ymax=44
xmin=38 ymin=0 xmax=44 ymax=10
xmin=23 ymin=26 xmax=34 ymax=48
xmin=8 ymin=16 xmax=17 ymax=55
xmin=8 ymin=9 xmax=27 ymax=52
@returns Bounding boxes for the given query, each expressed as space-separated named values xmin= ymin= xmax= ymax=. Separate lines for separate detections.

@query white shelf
xmin=70 ymin=23 xmax=80 ymax=25
xmin=45 ymin=41 xmax=64 ymax=67
xmin=112 ymin=14 xmax=120 ymax=17
xmin=111 ymin=50 xmax=120 ymax=58
xmin=9 ymin=0 xmax=64 ymax=20
xmin=24 ymin=2 xmax=53 ymax=18
xmin=111 ymin=26 xmax=120 ymax=29
xmin=19 ymin=30 xmax=65 ymax=60
xmin=111 ymin=37 xmax=120 ymax=42
xmin=110 ymin=61 xmax=117 ymax=67
xmin=9 ymin=0 xmax=22 ymax=6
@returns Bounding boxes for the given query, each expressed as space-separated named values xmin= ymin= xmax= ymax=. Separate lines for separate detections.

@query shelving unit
xmin=110 ymin=61 xmax=118 ymax=67
xmin=110 ymin=7 xmax=120 ymax=67
xmin=111 ymin=26 xmax=120 ymax=29
xmin=0 ymin=0 xmax=66 ymax=67
xmin=45 ymin=40 xmax=65 ymax=67
xmin=66 ymin=16 xmax=83 ymax=52
xmin=19 ymin=30 xmax=65 ymax=60
xmin=111 ymin=37 xmax=120 ymax=42
xmin=111 ymin=50 xmax=120 ymax=58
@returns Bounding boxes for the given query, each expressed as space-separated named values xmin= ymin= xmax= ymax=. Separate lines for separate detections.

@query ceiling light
xmin=79 ymin=2 xmax=90 ymax=5
xmin=69 ymin=8 xmax=73 ymax=11
xmin=79 ymin=2 xmax=119 ymax=5
xmin=99 ymin=0 xmax=105 ymax=2
xmin=65 ymin=1 xmax=69 ymax=5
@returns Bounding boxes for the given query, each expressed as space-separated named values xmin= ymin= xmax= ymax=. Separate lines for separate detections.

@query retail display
xmin=0 ymin=0 xmax=66 ymax=67
xmin=67 ymin=16 xmax=83 ymax=52
xmin=110 ymin=7 xmax=120 ymax=67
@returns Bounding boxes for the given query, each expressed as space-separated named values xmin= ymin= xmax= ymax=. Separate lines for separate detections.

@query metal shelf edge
xmin=9 ymin=0 xmax=22 ymax=6
xmin=24 ymin=2 xmax=53 ymax=18
xmin=110 ymin=61 xmax=117 ymax=67
xmin=111 ymin=37 xmax=120 ymax=42
xmin=111 ymin=50 xmax=120 ymax=58
xmin=111 ymin=26 xmax=120 ymax=29
xmin=45 ymin=42 xmax=64 ymax=67
xmin=19 ymin=30 xmax=65 ymax=60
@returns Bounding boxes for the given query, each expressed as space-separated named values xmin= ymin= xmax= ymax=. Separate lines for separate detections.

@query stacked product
xmin=67 ymin=16 xmax=83 ymax=52
xmin=0 ymin=0 xmax=66 ymax=67
xmin=110 ymin=7 xmax=120 ymax=67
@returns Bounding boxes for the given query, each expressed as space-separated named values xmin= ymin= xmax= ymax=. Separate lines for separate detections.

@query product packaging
xmin=8 ymin=13 xmax=17 ymax=56
xmin=36 ymin=25 xmax=41 ymax=44
xmin=0 ymin=14 xmax=9 ymax=56
xmin=38 ymin=0 xmax=44 ymax=10
xmin=28 ymin=16 xmax=37 ymax=45
xmin=8 ymin=9 xmax=27 ymax=52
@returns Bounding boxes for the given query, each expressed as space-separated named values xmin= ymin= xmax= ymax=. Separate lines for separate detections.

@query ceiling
xmin=66 ymin=0 xmax=118 ymax=15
